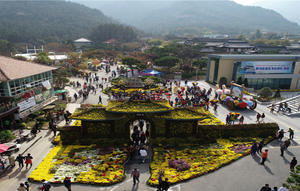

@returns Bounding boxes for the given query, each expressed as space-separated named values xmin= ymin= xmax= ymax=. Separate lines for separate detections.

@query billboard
xmin=240 ymin=61 xmax=293 ymax=74
xmin=17 ymin=97 xmax=36 ymax=112
xmin=232 ymin=85 xmax=242 ymax=97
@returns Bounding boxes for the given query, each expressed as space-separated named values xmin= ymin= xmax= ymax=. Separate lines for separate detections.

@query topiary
xmin=29 ymin=113 xmax=39 ymax=118
xmin=257 ymin=87 xmax=273 ymax=98
xmin=218 ymin=77 xmax=227 ymax=86
xmin=36 ymin=117 xmax=46 ymax=121
xmin=273 ymin=88 xmax=281 ymax=98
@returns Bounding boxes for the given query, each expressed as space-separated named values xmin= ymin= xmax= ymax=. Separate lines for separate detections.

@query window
xmin=213 ymin=59 xmax=219 ymax=84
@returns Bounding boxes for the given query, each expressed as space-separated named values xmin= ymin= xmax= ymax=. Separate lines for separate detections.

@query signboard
xmin=232 ymin=85 xmax=242 ymax=97
xmin=17 ymin=97 xmax=36 ymax=112
xmin=42 ymin=90 xmax=50 ymax=100
xmin=136 ymin=113 xmax=145 ymax=117
xmin=35 ymin=93 xmax=45 ymax=103
xmin=240 ymin=61 xmax=293 ymax=74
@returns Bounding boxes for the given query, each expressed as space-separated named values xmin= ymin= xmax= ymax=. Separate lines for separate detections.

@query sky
xmin=233 ymin=0 xmax=259 ymax=5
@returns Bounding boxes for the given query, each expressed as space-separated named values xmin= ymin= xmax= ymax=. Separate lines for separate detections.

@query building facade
xmin=0 ymin=56 xmax=57 ymax=128
xmin=206 ymin=54 xmax=300 ymax=90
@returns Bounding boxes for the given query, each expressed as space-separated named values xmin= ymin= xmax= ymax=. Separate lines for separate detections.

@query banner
xmin=42 ymin=80 xmax=51 ymax=90
xmin=42 ymin=90 xmax=51 ymax=100
xmin=17 ymin=97 xmax=36 ymax=112
xmin=232 ymin=85 xmax=242 ymax=97
xmin=35 ymin=93 xmax=45 ymax=103
xmin=240 ymin=61 xmax=293 ymax=74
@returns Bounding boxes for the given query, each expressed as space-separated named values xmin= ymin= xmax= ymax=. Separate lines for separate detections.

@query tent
xmin=0 ymin=144 xmax=10 ymax=153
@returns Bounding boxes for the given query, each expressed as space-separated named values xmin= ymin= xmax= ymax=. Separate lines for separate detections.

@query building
xmin=0 ymin=56 xmax=57 ymax=128
xmin=249 ymin=45 xmax=291 ymax=54
xmin=206 ymin=54 xmax=300 ymax=90
xmin=74 ymin=38 xmax=93 ymax=52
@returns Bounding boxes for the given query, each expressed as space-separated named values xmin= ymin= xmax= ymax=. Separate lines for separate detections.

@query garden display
xmin=147 ymin=137 xmax=273 ymax=186
xmin=29 ymin=136 xmax=128 ymax=185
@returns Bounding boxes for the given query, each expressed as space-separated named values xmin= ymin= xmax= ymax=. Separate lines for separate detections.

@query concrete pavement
xmin=2 ymin=66 xmax=300 ymax=190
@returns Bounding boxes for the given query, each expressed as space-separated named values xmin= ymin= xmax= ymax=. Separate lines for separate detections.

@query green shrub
xmin=182 ymin=73 xmax=193 ymax=78
xmin=0 ymin=130 xmax=15 ymax=142
xmin=36 ymin=117 xmax=46 ymax=121
xmin=257 ymin=87 xmax=273 ymax=98
xmin=40 ymin=111 xmax=45 ymax=115
xmin=29 ymin=113 xmax=39 ymax=118
xmin=34 ymin=111 xmax=41 ymax=115
xmin=218 ymin=77 xmax=227 ymax=86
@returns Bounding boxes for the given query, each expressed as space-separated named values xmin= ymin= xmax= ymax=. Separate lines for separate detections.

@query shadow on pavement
xmin=131 ymin=182 xmax=139 ymax=191
xmin=264 ymin=165 xmax=274 ymax=175
xmin=282 ymin=155 xmax=291 ymax=164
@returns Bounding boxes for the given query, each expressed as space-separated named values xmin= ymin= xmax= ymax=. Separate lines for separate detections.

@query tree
xmin=154 ymin=56 xmax=180 ymax=72
xmin=218 ymin=77 xmax=227 ymax=86
xmin=52 ymin=69 xmax=72 ymax=89
xmin=285 ymin=165 xmax=300 ymax=190
xmin=12 ymin=56 xmax=27 ymax=61
xmin=121 ymin=57 xmax=146 ymax=76
xmin=243 ymin=78 xmax=249 ymax=87
xmin=192 ymin=60 xmax=207 ymax=70
xmin=34 ymin=51 xmax=52 ymax=65
xmin=273 ymin=88 xmax=281 ymax=98
xmin=236 ymin=77 xmax=243 ymax=85
xmin=255 ymin=29 xmax=262 ymax=39
xmin=257 ymin=87 xmax=273 ymax=98
xmin=78 ymin=62 xmax=88 ymax=70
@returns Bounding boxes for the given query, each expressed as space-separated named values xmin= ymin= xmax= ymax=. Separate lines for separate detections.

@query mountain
xmin=69 ymin=0 xmax=300 ymax=35
xmin=0 ymin=0 xmax=114 ymax=43
xmin=252 ymin=1 xmax=300 ymax=25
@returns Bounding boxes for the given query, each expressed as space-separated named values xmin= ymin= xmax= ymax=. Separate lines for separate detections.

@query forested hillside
xmin=70 ymin=0 xmax=300 ymax=35
xmin=0 ymin=0 xmax=113 ymax=43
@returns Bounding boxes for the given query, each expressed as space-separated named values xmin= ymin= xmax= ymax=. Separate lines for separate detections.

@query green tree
xmin=218 ymin=77 xmax=227 ymax=86
xmin=146 ymin=39 xmax=164 ymax=46
xmin=236 ymin=77 xmax=243 ymax=85
xmin=34 ymin=51 xmax=52 ymax=65
xmin=286 ymin=165 xmax=300 ymax=190
xmin=257 ymin=87 xmax=273 ymax=98
xmin=192 ymin=60 xmax=207 ymax=70
xmin=273 ymin=88 xmax=281 ymax=98
xmin=121 ymin=57 xmax=146 ymax=76
xmin=243 ymin=78 xmax=249 ymax=87
xmin=12 ymin=56 xmax=27 ymax=61
xmin=52 ymin=69 xmax=72 ymax=89
xmin=0 ymin=39 xmax=17 ymax=56
xmin=154 ymin=56 xmax=180 ymax=72
xmin=255 ymin=29 xmax=262 ymax=39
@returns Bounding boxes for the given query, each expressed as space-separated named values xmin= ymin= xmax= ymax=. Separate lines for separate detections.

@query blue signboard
xmin=240 ymin=61 xmax=293 ymax=74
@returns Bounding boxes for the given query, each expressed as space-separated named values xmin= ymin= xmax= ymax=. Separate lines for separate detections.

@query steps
xmin=267 ymin=95 xmax=300 ymax=116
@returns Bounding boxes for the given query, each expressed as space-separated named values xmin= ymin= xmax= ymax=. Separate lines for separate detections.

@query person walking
xmin=98 ymin=95 xmax=102 ymax=104
xmin=140 ymin=147 xmax=147 ymax=163
xmin=230 ymin=114 xmax=235 ymax=124
xmin=260 ymin=184 xmax=271 ymax=191
xmin=73 ymin=93 xmax=77 ymax=101
xmin=261 ymin=149 xmax=268 ymax=165
xmin=160 ymin=178 xmax=170 ymax=191
xmin=64 ymin=177 xmax=71 ymax=191
xmin=25 ymin=153 xmax=33 ymax=170
xmin=256 ymin=113 xmax=261 ymax=123
xmin=278 ymin=184 xmax=288 ymax=191
xmin=239 ymin=116 xmax=244 ymax=124
xmin=24 ymin=181 xmax=30 ymax=191
xmin=290 ymin=157 xmax=297 ymax=171
xmin=280 ymin=143 xmax=285 ymax=157
xmin=52 ymin=124 xmax=57 ymax=137
xmin=287 ymin=128 xmax=294 ymax=140
xmin=131 ymin=168 xmax=140 ymax=185
xmin=16 ymin=154 xmax=24 ymax=168
xmin=284 ymin=139 xmax=291 ymax=150
xmin=251 ymin=142 xmax=257 ymax=156
xmin=17 ymin=183 xmax=26 ymax=191
xmin=272 ymin=187 xmax=278 ymax=191
xmin=158 ymin=174 xmax=163 ymax=191
xmin=261 ymin=113 xmax=265 ymax=123
xmin=257 ymin=139 xmax=265 ymax=154
xmin=8 ymin=154 xmax=15 ymax=167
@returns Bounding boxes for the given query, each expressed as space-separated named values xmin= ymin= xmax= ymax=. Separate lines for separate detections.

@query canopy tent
xmin=139 ymin=69 xmax=162 ymax=76
xmin=0 ymin=144 xmax=10 ymax=153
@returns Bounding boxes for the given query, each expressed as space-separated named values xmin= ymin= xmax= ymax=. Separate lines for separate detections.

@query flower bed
xmin=29 ymin=136 xmax=128 ymax=186
xmin=147 ymin=138 xmax=271 ymax=186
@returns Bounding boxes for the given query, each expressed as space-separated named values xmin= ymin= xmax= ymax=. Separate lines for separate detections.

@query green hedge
xmin=198 ymin=123 xmax=279 ymax=140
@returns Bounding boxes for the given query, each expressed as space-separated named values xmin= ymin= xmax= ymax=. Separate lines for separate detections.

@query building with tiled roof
xmin=249 ymin=45 xmax=291 ymax=54
xmin=0 ymin=56 xmax=57 ymax=124
xmin=74 ymin=38 xmax=93 ymax=52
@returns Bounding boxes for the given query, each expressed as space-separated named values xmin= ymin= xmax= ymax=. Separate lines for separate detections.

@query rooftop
xmin=0 ymin=56 xmax=56 ymax=81
xmin=208 ymin=54 xmax=300 ymax=60
xmin=74 ymin=38 xmax=92 ymax=43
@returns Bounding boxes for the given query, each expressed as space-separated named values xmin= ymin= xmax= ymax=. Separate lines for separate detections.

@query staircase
xmin=267 ymin=95 xmax=300 ymax=116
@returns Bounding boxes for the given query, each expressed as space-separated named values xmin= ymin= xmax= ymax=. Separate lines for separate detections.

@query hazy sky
xmin=233 ymin=0 xmax=259 ymax=5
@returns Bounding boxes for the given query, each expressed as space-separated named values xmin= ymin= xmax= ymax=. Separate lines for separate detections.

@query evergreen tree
xmin=236 ymin=77 xmax=243 ymax=85
xmin=257 ymin=87 xmax=273 ymax=98
xmin=273 ymin=88 xmax=281 ymax=98
xmin=243 ymin=78 xmax=249 ymax=87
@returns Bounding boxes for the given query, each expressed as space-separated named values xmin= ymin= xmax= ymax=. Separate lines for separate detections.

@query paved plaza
xmin=2 ymin=65 xmax=300 ymax=191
